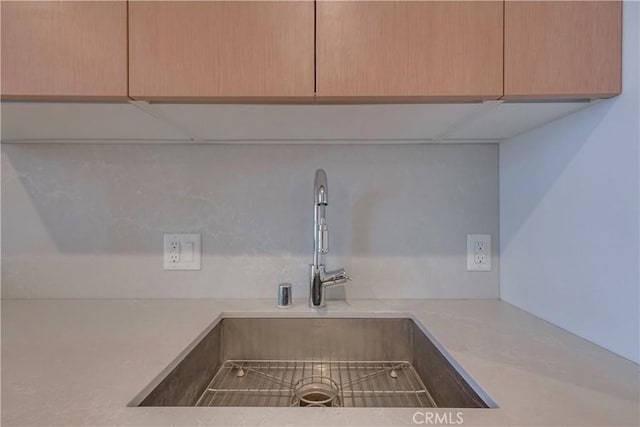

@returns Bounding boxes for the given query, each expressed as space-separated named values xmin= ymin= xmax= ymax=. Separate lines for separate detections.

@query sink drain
xmin=292 ymin=376 xmax=340 ymax=407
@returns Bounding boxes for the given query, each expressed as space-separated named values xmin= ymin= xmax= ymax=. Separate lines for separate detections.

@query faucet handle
xmin=339 ymin=271 xmax=352 ymax=281
xmin=322 ymin=268 xmax=350 ymax=287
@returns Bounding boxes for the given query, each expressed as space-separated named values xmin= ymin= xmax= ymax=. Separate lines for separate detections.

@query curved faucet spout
xmin=314 ymin=169 xmax=328 ymax=205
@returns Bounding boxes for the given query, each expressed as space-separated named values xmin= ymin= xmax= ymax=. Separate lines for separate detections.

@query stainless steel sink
xmin=134 ymin=317 xmax=493 ymax=408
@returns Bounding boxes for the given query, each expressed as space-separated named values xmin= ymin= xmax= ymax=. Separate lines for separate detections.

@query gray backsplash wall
xmin=1 ymin=143 xmax=499 ymax=299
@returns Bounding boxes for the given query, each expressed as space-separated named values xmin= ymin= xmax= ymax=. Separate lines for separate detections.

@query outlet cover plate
xmin=164 ymin=233 xmax=201 ymax=270
xmin=467 ymin=234 xmax=491 ymax=272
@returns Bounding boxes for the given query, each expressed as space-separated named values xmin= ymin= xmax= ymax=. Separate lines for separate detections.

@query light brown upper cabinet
xmin=1 ymin=1 xmax=623 ymax=102
xmin=504 ymin=1 xmax=622 ymax=99
xmin=316 ymin=1 xmax=503 ymax=100
xmin=1 ymin=0 xmax=128 ymax=100
xmin=128 ymin=1 xmax=314 ymax=100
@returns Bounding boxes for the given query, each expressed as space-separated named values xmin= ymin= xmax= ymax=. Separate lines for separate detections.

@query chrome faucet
xmin=310 ymin=169 xmax=350 ymax=308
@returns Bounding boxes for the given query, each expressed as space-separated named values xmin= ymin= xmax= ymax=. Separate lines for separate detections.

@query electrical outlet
xmin=168 ymin=241 xmax=180 ymax=263
xmin=164 ymin=233 xmax=201 ymax=270
xmin=467 ymin=234 xmax=491 ymax=271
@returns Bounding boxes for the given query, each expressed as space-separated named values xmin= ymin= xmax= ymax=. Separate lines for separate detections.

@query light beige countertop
xmin=1 ymin=299 xmax=638 ymax=427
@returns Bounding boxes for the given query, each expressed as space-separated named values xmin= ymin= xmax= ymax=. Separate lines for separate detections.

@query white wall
xmin=500 ymin=1 xmax=639 ymax=363
xmin=1 ymin=143 xmax=499 ymax=299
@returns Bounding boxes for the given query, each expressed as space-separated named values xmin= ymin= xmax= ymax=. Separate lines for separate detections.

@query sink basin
xmin=133 ymin=317 xmax=494 ymax=408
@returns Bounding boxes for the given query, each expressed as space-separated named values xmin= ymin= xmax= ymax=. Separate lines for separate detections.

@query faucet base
xmin=309 ymin=264 xmax=326 ymax=308
xmin=309 ymin=264 xmax=349 ymax=309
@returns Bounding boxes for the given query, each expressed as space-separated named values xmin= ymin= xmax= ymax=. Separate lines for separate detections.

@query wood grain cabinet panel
xmin=316 ymin=1 xmax=503 ymax=100
xmin=1 ymin=0 xmax=128 ymax=99
xmin=504 ymin=1 xmax=622 ymax=99
xmin=128 ymin=0 xmax=314 ymax=100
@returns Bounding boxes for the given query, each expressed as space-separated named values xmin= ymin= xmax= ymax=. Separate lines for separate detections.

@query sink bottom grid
xmin=195 ymin=360 xmax=436 ymax=408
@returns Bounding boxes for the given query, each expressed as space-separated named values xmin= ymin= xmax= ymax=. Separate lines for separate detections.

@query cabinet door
xmin=504 ymin=1 xmax=621 ymax=99
xmin=316 ymin=1 xmax=503 ymax=100
xmin=129 ymin=1 xmax=314 ymax=100
xmin=1 ymin=0 xmax=127 ymax=99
